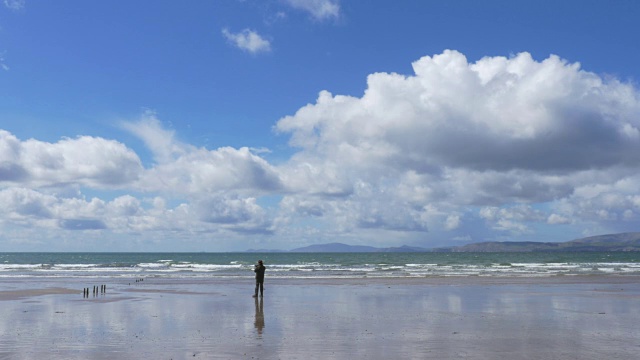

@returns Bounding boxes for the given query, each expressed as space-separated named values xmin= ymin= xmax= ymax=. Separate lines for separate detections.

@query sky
xmin=1 ymin=0 xmax=640 ymax=252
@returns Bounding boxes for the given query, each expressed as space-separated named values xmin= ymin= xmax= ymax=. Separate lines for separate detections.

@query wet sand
xmin=1 ymin=276 xmax=639 ymax=359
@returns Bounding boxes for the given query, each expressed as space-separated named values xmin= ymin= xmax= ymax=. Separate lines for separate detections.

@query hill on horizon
xmin=246 ymin=232 xmax=640 ymax=253
xmin=447 ymin=232 xmax=640 ymax=252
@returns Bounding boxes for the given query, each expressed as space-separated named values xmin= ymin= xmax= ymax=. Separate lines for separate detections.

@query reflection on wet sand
xmin=254 ymin=296 xmax=264 ymax=336
xmin=1 ymin=277 xmax=639 ymax=359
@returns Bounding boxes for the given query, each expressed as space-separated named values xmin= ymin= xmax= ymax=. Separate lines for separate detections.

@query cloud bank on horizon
xmin=1 ymin=1 xmax=639 ymax=251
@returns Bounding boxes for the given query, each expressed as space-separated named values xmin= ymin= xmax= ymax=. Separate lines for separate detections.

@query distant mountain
xmin=244 ymin=232 xmax=640 ymax=253
xmin=442 ymin=232 xmax=640 ymax=252
xmin=560 ymin=232 xmax=640 ymax=251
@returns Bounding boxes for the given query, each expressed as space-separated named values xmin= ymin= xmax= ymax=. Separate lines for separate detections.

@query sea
xmin=1 ymin=252 xmax=639 ymax=279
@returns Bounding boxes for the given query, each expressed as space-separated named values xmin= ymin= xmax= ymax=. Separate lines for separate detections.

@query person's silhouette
xmin=253 ymin=260 xmax=266 ymax=297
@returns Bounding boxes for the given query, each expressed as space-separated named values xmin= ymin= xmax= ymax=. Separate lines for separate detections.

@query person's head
xmin=258 ymin=260 xmax=263 ymax=265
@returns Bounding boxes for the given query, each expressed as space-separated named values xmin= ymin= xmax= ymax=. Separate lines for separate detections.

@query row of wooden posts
xmin=83 ymin=285 xmax=106 ymax=297
xmin=82 ymin=278 xmax=145 ymax=297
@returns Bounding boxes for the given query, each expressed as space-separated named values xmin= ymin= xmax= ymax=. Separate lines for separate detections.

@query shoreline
xmin=1 ymin=275 xmax=639 ymax=359
xmin=2 ymin=274 xmax=640 ymax=301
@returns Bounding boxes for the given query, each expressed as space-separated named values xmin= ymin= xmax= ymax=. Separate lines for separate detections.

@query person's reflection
xmin=254 ymin=296 xmax=264 ymax=336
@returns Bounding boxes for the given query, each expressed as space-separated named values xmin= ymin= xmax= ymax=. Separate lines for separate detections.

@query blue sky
xmin=1 ymin=0 xmax=639 ymax=251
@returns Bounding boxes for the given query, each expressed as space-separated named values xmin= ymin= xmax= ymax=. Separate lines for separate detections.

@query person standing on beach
xmin=253 ymin=260 xmax=266 ymax=297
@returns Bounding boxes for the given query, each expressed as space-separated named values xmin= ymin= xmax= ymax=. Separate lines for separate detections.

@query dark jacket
xmin=254 ymin=265 xmax=266 ymax=282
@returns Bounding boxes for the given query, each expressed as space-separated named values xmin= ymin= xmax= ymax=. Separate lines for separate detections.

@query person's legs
xmin=254 ymin=281 xmax=259 ymax=297
xmin=258 ymin=281 xmax=264 ymax=297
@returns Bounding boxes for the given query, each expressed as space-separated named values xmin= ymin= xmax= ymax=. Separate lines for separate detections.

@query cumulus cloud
xmin=0 ymin=188 xmax=138 ymax=233
xmin=277 ymin=51 xmax=640 ymax=174
xmin=275 ymin=50 xmax=640 ymax=238
xmin=552 ymin=176 xmax=640 ymax=225
xmin=0 ymin=187 xmax=54 ymax=221
xmin=135 ymin=142 xmax=282 ymax=196
xmin=194 ymin=195 xmax=273 ymax=234
xmin=0 ymin=130 xmax=143 ymax=188
xmin=222 ymin=28 xmax=271 ymax=54
xmin=283 ymin=0 xmax=340 ymax=20
xmin=0 ymin=186 xmax=274 ymax=237
xmin=0 ymin=110 xmax=283 ymax=243
xmin=117 ymin=112 xmax=283 ymax=195
xmin=480 ymin=205 xmax=546 ymax=234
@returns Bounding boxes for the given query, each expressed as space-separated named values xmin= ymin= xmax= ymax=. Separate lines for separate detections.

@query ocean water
xmin=1 ymin=252 xmax=639 ymax=279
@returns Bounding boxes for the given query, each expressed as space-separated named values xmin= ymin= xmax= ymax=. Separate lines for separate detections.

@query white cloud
xmin=278 ymin=51 xmax=640 ymax=174
xmin=0 ymin=130 xmax=143 ymax=188
xmin=120 ymin=112 xmax=185 ymax=163
xmin=117 ymin=113 xmax=283 ymax=195
xmin=0 ymin=186 xmax=273 ymax=238
xmin=0 ymin=52 xmax=9 ymax=71
xmin=283 ymin=0 xmax=340 ymax=20
xmin=275 ymin=50 xmax=640 ymax=238
xmin=547 ymin=214 xmax=570 ymax=225
xmin=136 ymin=145 xmax=282 ymax=195
xmin=3 ymin=0 xmax=24 ymax=11
xmin=222 ymin=28 xmax=271 ymax=54
xmin=194 ymin=195 xmax=273 ymax=234
xmin=479 ymin=205 xmax=545 ymax=233
xmin=445 ymin=214 xmax=461 ymax=230
xmin=554 ymin=176 xmax=640 ymax=224
xmin=0 ymin=187 xmax=54 ymax=222
xmin=1 ymin=112 xmax=282 ymax=245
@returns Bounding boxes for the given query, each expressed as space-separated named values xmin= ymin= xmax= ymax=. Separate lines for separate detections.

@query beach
xmin=1 ymin=276 xmax=639 ymax=359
